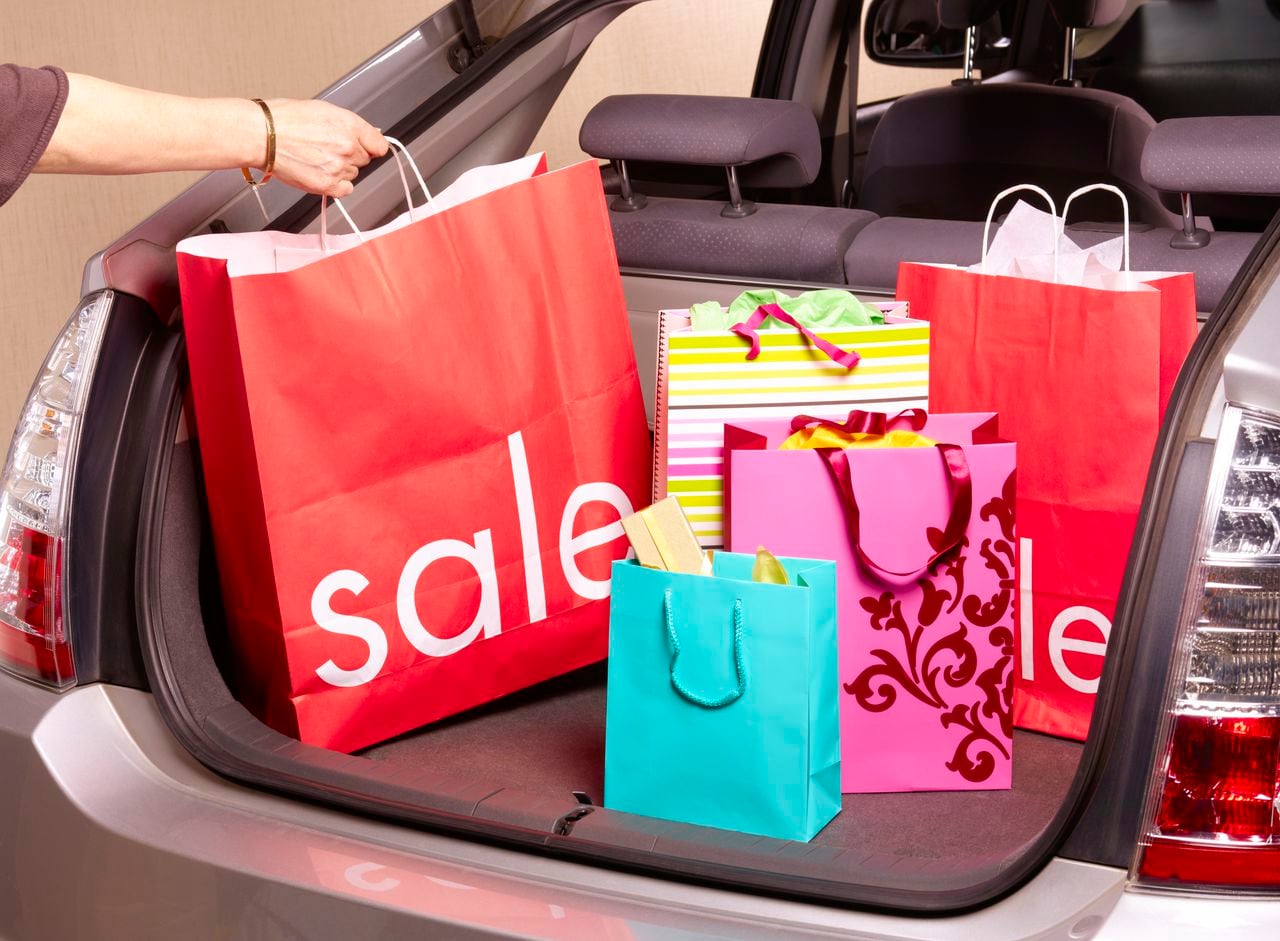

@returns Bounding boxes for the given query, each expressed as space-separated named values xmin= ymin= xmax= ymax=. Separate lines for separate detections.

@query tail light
xmin=0 ymin=292 xmax=112 ymax=689
xmin=1136 ymin=405 xmax=1280 ymax=892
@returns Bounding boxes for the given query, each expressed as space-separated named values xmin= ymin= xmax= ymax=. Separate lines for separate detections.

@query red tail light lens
xmin=0 ymin=523 xmax=69 ymax=684
xmin=1142 ymin=710 xmax=1280 ymax=887
xmin=1156 ymin=714 xmax=1280 ymax=842
xmin=0 ymin=293 xmax=111 ymax=689
xmin=1136 ymin=407 xmax=1280 ymax=893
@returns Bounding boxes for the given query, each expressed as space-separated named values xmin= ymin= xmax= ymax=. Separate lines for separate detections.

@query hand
xmin=260 ymin=99 xmax=388 ymax=197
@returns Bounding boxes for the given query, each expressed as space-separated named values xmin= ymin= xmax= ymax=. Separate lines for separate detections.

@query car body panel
xmin=0 ymin=674 xmax=1129 ymax=939
xmin=1092 ymin=891 xmax=1280 ymax=941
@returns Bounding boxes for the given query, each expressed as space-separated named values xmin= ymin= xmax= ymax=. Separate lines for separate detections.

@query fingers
xmin=298 ymin=159 xmax=359 ymax=197
xmin=318 ymin=165 xmax=358 ymax=197
xmin=358 ymin=122 xmax=389 ymax=160
xmin=322 ymin=119 xmax=385 ymax=194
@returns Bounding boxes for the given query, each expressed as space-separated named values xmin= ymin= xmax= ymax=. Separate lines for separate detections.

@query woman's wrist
xmin=165 ymin=95 xmax=266 ymax=171
xmin=231 ymin=96 xmax=271 ymax=170
xmin=191 ymin=96 xmax=268 ymax=171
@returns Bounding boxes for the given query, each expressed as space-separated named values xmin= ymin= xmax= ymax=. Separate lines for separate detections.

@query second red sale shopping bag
xmin=177 ymin=156 xmax=651 ymax=752
xmin=896 ymin=184 xmax=1196 ymax=740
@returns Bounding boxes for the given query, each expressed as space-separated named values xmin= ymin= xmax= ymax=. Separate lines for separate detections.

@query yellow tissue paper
xmin=752 ymin=546 xmax=789 ymax=585
xmin=779 ymin=426 xmax=936 ymax=451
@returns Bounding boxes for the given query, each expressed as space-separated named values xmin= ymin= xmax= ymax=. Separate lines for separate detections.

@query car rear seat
xmin=857 ymin=0 xmax=1175 ymax=227
xmin=846 ymin=117 xmax=1280 ymax=313
xmin=579 ymin=95 xmax=876 ymax=284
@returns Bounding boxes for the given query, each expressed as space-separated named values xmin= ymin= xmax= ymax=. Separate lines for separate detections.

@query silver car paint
xmin=2 ymin=671 xmax=1134 ymax=939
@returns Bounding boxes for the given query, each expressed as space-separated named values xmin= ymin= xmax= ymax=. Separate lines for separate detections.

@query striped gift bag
xmin=653 ymin=300 xmax=929 ymax=547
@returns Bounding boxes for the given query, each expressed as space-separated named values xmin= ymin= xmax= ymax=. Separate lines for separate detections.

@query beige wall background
xmin=0 ymin=0 xmax=452 ymax=434
xmin=1 ymin=0 xmax=948 ymax=432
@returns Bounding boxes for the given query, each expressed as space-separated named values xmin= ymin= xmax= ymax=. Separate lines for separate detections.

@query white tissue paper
xmin=969 ymin=199 xmax=1128 ymax=287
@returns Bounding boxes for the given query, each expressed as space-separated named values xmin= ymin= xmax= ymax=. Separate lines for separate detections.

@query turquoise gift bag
xmin=604 ymin=553 xmax=840 ymax=842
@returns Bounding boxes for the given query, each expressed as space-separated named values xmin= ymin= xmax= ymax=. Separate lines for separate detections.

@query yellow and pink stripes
xmin=655 ymin=305 xmax=930 ymax=548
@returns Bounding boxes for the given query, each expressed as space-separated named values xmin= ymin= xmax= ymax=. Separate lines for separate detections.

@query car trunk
xmin=358 ymin=665 xmax=1082 ymax=868
xmin=136 ymin=270 xmax=1089 ymax=914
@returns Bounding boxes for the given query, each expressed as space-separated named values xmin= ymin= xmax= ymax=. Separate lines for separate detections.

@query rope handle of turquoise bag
xmin=663 ymin=589 xmax=747 ymax=708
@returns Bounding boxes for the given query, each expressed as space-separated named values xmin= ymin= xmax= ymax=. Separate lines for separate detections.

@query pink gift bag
xmin=724 ymin=411 xmax=1016 ymax=793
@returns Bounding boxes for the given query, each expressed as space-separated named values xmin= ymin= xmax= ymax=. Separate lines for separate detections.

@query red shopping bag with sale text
xmin=896 ymin=184 xmax=1196 ymax=740
xmin=177 ymin=155 xmax=650 ymax=752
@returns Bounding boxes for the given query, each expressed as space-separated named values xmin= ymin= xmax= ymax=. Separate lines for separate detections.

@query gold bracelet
xmin=241 ymin=98 xmax=276 ymax=187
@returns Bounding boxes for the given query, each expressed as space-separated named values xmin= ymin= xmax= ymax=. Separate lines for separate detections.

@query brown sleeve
xmin=0 ymin=64 xmax=69 ymax=207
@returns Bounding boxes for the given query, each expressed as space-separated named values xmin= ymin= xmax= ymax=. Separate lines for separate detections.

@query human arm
xmin=32 ymin=71 xmax=387 ymax=197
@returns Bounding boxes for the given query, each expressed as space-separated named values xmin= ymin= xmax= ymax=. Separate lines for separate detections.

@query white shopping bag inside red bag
xmin=185 ymin=141 xmax=547 ymax=276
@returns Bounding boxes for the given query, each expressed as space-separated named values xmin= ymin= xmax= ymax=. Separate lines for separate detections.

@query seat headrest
xmin=1143 ymin=117 xmax=1280 ymax=196
xmin=1046 ymin=0 xmax=1128 ymax=29
xmin=936 ymin=0 xmax=1005 ymax=29
xmin=579 ymin=95 xmax=821 ymax=188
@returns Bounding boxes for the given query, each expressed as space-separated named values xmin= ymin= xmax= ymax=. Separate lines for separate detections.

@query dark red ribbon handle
xmin=730 ymin=303 xmax=861 ymax=370
xmin=817 ymin=442 xmax=972 ymax=581
xmin=789 ymin=408 xmax=928 ymax=437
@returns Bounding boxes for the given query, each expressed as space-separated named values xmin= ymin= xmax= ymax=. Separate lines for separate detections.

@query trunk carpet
xmin=163 ymin=441 xmax=1079 ymax=882
xmin=361 ymin=663 xmax=1083 ymax=858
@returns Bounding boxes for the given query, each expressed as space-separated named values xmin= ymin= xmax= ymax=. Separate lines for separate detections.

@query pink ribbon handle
xmin=818 ymin=442 xmax=973 ymax=581
xmin=730 ymin=303 xmax=861 ymax=370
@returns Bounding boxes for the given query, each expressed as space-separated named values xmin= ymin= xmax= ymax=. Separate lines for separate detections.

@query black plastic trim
xmin=68 ymin=292 xmax=179 ymax=689
xmin=1056 ymin=441 xmax=1212 ymax=864
xmin=1060 ymin=206 xmax=1280 ymax=869
xmin=752 ymin=0 xmax=807 ymax=99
